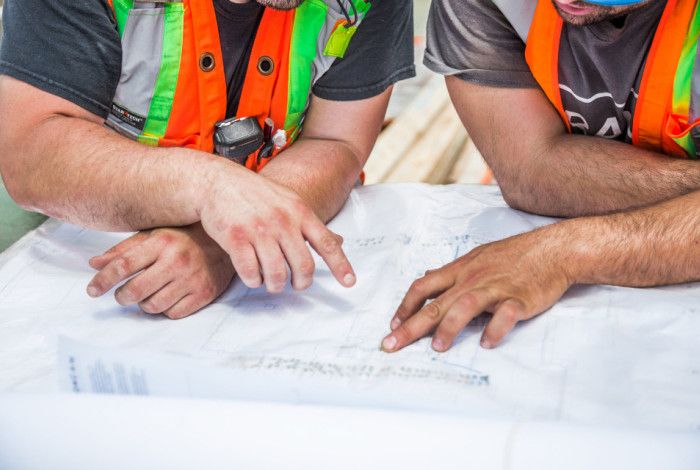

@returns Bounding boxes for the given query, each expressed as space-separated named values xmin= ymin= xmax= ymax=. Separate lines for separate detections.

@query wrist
xmin=187 ymin=152 xmax=245 ymax=219
xmin=547 ymin=217 xmax=605 ymax=285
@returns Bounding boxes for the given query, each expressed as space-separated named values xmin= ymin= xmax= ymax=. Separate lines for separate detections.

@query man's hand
xmin=382 ymin=189 xmax=700 ymax=353
xmin=381 ymin=227 xmax=574 ymax=352
xmin=0 ymin=78 xmax=356 ymax=294
xmin=198 ymin=166 xmax=355 ymax=293
xmin=87 ymin=224 xmax=235 ymax=319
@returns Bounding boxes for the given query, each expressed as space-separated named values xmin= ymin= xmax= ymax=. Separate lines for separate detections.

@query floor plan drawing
xmin=1 ymin=184 xmax=699 ymax=433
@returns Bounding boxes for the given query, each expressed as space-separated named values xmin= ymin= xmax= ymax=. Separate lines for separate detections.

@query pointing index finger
xmin=303 ymin=220 xmax=355 ymax=288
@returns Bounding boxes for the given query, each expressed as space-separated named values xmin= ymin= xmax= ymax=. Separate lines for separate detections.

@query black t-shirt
xmin=214 ymin=0 xmax=264 ymax=118
xmin=424 ymin=0 xmax=666 ymax=144
xmin=0 ymin=0 xmax=415 ymax=120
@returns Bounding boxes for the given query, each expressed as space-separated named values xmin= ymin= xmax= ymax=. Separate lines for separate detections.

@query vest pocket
xmin=109 ymin=5 xmax=168 ymax=137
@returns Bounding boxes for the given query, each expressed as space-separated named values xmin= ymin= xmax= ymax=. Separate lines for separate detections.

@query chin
xmin=255 ymin=0 xmax=304 ymax=10
xmin=552 ymin=0 xmax=654 ymax=26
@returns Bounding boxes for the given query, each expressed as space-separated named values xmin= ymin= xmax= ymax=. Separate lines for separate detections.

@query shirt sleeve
xmin=423 ymin=0 xmax=538 ymax=89
xmin=312 ymin=0 xmax=416 ymax=101
xmin=0 ymin=0 xmax=122 ymax=118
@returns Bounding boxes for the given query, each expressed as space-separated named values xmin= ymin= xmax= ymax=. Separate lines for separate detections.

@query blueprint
xmin=1 ymin=183 xmax=699 ymax=433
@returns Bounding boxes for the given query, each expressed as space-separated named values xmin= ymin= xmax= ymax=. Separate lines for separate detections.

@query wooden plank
xmin=448 ymin=139 xmax=489 ymax=184
xmin=383 ymin=104 xmax=467 ymax=183
xmin=363 ymin=75 xmax=450 ymax=184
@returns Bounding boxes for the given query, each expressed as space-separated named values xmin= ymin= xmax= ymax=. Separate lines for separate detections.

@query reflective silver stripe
xmin=111 ymin=6 xmax=166 ymax=130
xmin=689 ymin=40 xmax=700 ymax=157
xmin=106 ymin=113 xmax=143 ymax=139
xmin=492 ymin=0 xmax=538 ymax=43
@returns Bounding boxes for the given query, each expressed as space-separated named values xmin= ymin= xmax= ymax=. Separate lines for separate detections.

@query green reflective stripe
xmin=139 ymin=3 xmax=185 ymax=145
xmin=672 ymin=4 xmax=700 ymax=115
xmin=285 ymin=0 xmax=328 ymax=131
xmin=112 ymin=0 xmax=134 ymax=37
xmin=350 ymin=0 xmax=371 ymax=16
xmin=671 ymin=3 xmax=700 ymax=157
xmin=673 ymin=132 xmax=696 ymax=158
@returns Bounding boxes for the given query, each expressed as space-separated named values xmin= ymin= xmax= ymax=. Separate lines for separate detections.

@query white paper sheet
xmin=2 ymin=393 xmax=699 ymax=470
xmin=1 ymin=183 xmax=699 ymax=434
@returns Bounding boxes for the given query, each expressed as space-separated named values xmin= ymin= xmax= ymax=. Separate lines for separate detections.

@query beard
xmin=551 ymin=0 xmax=655 ymax=26
xmin=255 ymin=0 xmax=304 ymax=10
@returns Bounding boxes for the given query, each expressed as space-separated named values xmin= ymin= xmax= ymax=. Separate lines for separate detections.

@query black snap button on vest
xmin=257 ymin=56 xmax=274 ymax=76
xmin=199 ymin=52 xmax=215 ymax=72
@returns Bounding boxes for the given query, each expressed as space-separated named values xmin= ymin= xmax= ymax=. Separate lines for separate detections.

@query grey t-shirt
xmin=0 ymin=0 xmax=415 ymax=120
xmin=424 ymin=0 xmax=666 ymax=143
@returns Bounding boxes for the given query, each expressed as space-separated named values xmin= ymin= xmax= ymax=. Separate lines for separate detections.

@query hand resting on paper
xmin=382 ymin=187 xmax=700 ymax=352
xmin=86 ymin=224 xmax=235 ymax=319
xmin=382 ymin=225 xmax=574 ymax=352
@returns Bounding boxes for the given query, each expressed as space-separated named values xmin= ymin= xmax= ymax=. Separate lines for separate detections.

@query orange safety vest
xmin=105 ymin=0 xmax=371 ymax=171
xmin=524 ymin=0 xmax=700 ymax=158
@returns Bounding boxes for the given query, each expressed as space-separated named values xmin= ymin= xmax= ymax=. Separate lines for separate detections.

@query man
xmin=381 ymin=0 xmax=700 ymax=353
xmin=0 ymin=0 xmax=414 ymax=318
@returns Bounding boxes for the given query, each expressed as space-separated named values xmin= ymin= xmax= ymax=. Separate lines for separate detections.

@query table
xmin=1 ymin=183 xmax=698 ymax=468
xmin=0 ymin=182 xmax=47 ymax=252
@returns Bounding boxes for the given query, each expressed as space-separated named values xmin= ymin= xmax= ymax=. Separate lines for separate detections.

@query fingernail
xmin=87 ymin=285 xmax=99 ymax=297
xmin=343 ymin=273 xmax=356 ymax=286
xmin=382 ymin=335 xmax=397 ymax=352
xmin=480 ymin=338 xmax=493 ymax=349
xmin=390 ymin=317 xmax=401 ymax=330
xmin=432 ymin=338 xmax=445 ymax=351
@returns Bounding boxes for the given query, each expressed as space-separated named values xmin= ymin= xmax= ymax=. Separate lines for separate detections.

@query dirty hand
xmin=87 ymin=224 xmax=235 ymax=319
xmin=198 ymin=165 xmax=355 ymax=293
xmin=382 ymin=225 xmax=576 ymax=352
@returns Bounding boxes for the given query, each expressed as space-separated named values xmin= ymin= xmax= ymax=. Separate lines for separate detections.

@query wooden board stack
xmin=364 ymin=75 xmax=492 ymax=186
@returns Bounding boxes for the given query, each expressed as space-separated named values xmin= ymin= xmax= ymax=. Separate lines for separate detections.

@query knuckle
xmin=502 ymin=306 xmax=521 ymax=324
xmin=271 ymin=208 xmax=292 ymax=228
xmin=239 ymin=265 xmax=260 ymax=282
xmin=422 ymin=301 xmax=442 ymax=319
xmin=320 ymin=234 xmax=341 ymax=254
xmin=156 ymin=233 xmax=175 ymax=247
xmin=114 ymin=257 xmax=131 ymax=277
xmin=269 ymin=269 xmax=288 ymax=284
xmin=456 ymin=293 xmax=478 ymax=311
xmin=410 ymin=278 xmax=429 ymax=295
xmin=228 ymin=225 xmax=249 ymax=244
xmin=171 ymin=250 xmax=191 ymax=269
xmin=252 ymin=219 xmax=268 ymax=235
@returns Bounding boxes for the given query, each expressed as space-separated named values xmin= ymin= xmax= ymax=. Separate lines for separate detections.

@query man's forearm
xmin=556 ymin=190 xmax=700 ymax=287
xmin=3 ymin=114 xmax=236 ymax=231
xmin=501 ymin=133 xmax=700 ymax=218
xmin=259 ymin=137 xmax=362 ymax=223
